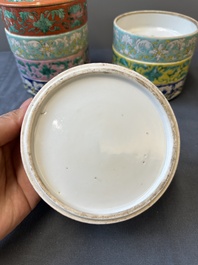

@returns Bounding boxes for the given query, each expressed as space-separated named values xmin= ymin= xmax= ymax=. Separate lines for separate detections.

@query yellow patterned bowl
xmin=112 ymin=46 xmax=191 ymax=100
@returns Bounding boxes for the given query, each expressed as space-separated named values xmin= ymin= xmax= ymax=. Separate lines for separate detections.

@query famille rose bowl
xmin=16 ymin=48 xmax=89 ymax=95
xmin=113 ymin=46 xmax=191 ymax=100
xmin=5 ymin=23 xmax=88 ymax=60
xmin=15 ymin=48 xmax=88 ymax=81
xmin=0 ymin=0 xmax=89 ymax=94
xmin=20 ymin=63 xmax=180 ymax=224
xmin=113 ymin=10 xmax=198 ymax=63
xmin=0 ymin=0 xmax=87 ymax=36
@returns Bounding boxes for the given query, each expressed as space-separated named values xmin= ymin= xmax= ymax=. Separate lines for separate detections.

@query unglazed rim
xmin=21 ymin=63 xmax=180 ymax=224
xmin=0 ymin=0 xmax=75 ymax=7
xmin=114 ymin=10 xmax=198 ymax=40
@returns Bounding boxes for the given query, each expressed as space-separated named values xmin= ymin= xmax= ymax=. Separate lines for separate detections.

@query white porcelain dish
xmin=21 ymin=63 xmax=180 ymax=224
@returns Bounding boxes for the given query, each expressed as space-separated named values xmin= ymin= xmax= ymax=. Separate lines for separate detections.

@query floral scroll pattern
xmin=6 ymin=23 xmax=88 ymax=60
xmin=21 ymin=76 xmax=47 ymax=95
xmin=15 ymin=48 xmax=88 ymax=82
xmin=158 ymin=79 xmax=185 ymax=100
xmin=113 ymin=50 xmax=191 ymax=86
xmin=1 ymin=0 xmax=87 ymax=35
xmin=113 ymin=27 xmax=198 ymax=63
xmin=113 ymin=49 xmax=191 ymax=100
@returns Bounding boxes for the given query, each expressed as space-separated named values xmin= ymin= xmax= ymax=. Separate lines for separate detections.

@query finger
xmin=0 ymin=98 xmax=32 ymax=146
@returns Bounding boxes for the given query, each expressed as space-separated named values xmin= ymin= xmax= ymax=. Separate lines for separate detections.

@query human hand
xmin=0 ymin=98 xmax=40 ymax=240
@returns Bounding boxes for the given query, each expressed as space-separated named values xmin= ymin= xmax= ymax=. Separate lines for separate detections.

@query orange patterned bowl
xmin=0 ymin=0 xmax=87 ymax=36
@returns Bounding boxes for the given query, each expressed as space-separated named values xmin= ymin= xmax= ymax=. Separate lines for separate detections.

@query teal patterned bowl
xmin=113 ymin=46 xmax=191 ymax=100
xmin=113 ymin=10 xmax=198 ymax=63
xmin=5 ymin=23 xmax=88 ymax=60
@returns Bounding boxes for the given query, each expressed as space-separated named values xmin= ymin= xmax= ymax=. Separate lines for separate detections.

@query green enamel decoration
xmin=19 ymin=11 xmax=33 ymax=22
xmin=8 ymin=24 xmax=19 ymax=33
xmin=50 ymin=9 xmax=65 ymax=20
xmin=69 ymin=4 xmax=81 ymax=15
xmin=33 ymin=13 xmax=54 ymax=33
xmin=26 ymin=62 xmax=39 ymax=72
xmin=71 ymin=20 xmax=81 ymax=28
xmin=4 ymin=10 xmax=16 ymax=20
xmin=40 ymin=65 xmax=57 ymax=79
xmin=53 ymin=61 xmax=69 ymax=69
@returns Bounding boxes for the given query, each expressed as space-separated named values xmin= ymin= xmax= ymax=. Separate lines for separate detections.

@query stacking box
xmin=0 ymin=0 xmax=89 ymax=95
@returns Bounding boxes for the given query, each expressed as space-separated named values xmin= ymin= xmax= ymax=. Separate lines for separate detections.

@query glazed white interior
xmin=30 ymin=71 xmax=174 ymax=216
xmin=116 ymin=12 xmax=198 ymax=37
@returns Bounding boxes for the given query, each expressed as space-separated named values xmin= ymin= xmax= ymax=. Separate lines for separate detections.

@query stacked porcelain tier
xmin=0 ymin=0 xmax=88 ymax=95
xmin=112 ymin=11 xmax=198 ymax=100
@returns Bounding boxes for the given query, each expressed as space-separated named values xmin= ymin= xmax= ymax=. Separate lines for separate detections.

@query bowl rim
xmin=0 ymin=0 xmax=78 ymax=8
xmin=114 ymin=10 xmax=198 ymax=40
xmin=20 ymin=63 xmax=180 ymax=224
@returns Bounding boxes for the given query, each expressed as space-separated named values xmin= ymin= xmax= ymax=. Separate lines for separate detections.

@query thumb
xmin=0 ymin=98 xmax=32 ymax=146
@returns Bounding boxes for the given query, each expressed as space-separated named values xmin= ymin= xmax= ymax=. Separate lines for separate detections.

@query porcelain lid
xmin=0 ymin=0 xmax=74 ymax=7
xmin=21 ymin=63 xmax=180 ymax=224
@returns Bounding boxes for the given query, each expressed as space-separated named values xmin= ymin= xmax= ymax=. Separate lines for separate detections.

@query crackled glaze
xmin=112 ymin=47 xmax=191 ymax=100
xmin=0 ymin=0 xmax=87 ymax=36
xmin=5 ymin=23 xmax=88 ymax=60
